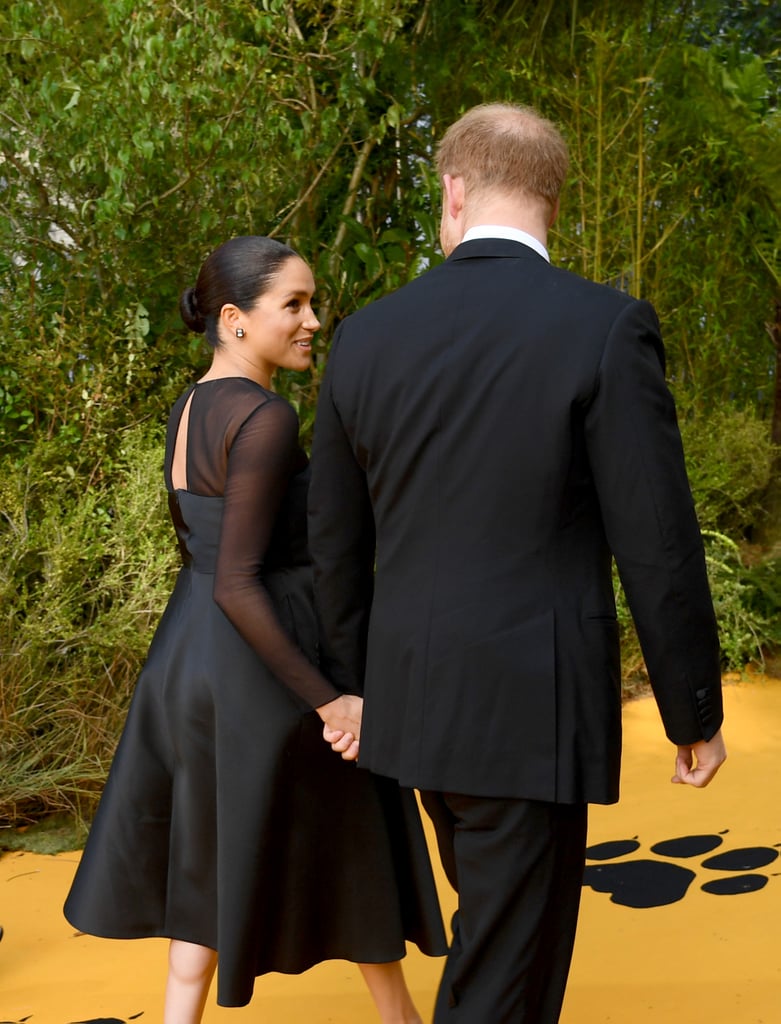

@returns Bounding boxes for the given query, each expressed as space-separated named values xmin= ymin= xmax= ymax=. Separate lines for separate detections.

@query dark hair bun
xmin=179 ymin=286 xmax=206 ymax=333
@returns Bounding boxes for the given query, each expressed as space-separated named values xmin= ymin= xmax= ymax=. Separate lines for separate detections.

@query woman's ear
xmin=219 ymin=303 xmax=243 ymax=338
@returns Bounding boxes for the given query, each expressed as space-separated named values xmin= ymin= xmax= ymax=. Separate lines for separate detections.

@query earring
xmin=235 ymin=328 xmax=245 ymax=338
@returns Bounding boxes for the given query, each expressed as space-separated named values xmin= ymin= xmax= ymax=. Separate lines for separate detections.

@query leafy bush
xmin=739 ymin=548 xmax=781 ymax=640
xmin=0 ymin=425 xmax=175 ymax=826
xmin=701 ymin=531 xmax=780 ymax=671
xmin=679 ymin=406 xmax=776 ymax=537
xmin=615 ymin=532 xmax=781 ymax=690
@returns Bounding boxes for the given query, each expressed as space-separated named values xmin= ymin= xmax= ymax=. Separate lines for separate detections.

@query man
xmin=308 ymin=103 xmax=727 ymax=1023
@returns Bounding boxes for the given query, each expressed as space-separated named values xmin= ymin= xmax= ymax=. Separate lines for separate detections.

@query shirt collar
xmin=461 ymin=225 xmax=550 ymax=263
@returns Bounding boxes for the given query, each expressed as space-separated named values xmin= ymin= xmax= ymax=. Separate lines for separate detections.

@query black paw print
xmin=0 ymin=1017 xmax=143 ymax=1024
xmin=68 ymin=1019 xmax=143 ymax=1024
xmin=67 ymin=1017 xmax=144 ymax=1024
xmin=583 ymin=831 xmax=780 ymax=908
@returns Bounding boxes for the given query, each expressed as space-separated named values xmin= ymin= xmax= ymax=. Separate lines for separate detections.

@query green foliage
xmin=647 ymin=44 xmax=780 ymax=407
xmin=615 ymin=532 xmax=781 ymax=685
xmin=680 ymin=406 xmax=778 ymax=536
xmin=739 ymin=552 xmax=781 ymax=648
xmin=702 ymin=531 xmax=781 ymax=671
xmin=0 ymin=425 xmax=175 ymax=824
xmin=2 ymin=0 xmax=778 ymax=443
xmin=0 ymin=0 xmax=430 ymax=461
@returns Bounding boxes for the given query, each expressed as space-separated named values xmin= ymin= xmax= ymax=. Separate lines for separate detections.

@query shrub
xmin=679 ymin=406 xmax=776 ymax=538
xmin=701 ymin=531 xmax=779 ymax=671
xmin=615 ymin=533 xmax=781 ymax=691
xmin=0 ymin=425 xmax=175 ymax=826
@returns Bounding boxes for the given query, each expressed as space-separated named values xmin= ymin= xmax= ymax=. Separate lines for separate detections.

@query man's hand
xmin=317 ymin=694 xmax=363 ymax=762
xmin=672 ymin=728 xmax=727 ymax=788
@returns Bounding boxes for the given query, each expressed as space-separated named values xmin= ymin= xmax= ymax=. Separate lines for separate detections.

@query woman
xmin=64 ymin=236 xmax=446 ymax=1022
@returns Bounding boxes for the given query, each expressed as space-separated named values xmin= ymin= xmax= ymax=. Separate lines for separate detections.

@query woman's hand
xmin=317 ymin=694 xmax=363 ymax=761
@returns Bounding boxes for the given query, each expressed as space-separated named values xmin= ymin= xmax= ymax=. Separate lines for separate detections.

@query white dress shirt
xmin=461 ymin=224 xmax=550 ymax=263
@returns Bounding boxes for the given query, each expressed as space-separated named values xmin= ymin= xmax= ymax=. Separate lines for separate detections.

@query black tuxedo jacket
xmin=308 ymin=238 xmax=722 ymax=805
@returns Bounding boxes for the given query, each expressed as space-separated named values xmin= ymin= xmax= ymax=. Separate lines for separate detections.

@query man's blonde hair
xmin=435 ymin=103 xmax=569 ymax=213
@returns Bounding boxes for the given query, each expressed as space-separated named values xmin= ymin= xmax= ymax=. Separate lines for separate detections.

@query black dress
xmin=64 ymin=377 xmax=446 ymax=1007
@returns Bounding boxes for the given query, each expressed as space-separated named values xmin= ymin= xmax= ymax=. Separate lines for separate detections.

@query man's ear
xmin=442 ymin=173 xmax=465 ymax=220
xmin=548 ymin=197 xmax=560 ymax=228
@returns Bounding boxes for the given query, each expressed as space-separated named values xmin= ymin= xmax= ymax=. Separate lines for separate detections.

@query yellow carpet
xmin=2 ymin=675 xmax=779 ymax=1022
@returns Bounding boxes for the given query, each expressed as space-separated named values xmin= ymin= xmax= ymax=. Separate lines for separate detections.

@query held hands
xmin=317 ymin=694 xmax=363 ymax=762
xmin=672 ymin=728 xmax=727 ymax=788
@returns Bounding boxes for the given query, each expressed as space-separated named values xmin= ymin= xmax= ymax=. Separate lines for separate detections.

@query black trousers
xmin=420 ymin=790 xmax=588 ymax=1024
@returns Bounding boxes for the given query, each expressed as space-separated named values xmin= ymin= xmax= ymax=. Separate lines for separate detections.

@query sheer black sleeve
xmin=212 ymin=397 xmax=340 ymax=709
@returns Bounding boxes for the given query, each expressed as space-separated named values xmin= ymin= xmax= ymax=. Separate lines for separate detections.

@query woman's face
xmin=232 ymin=256 xmax=320 ymax=385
